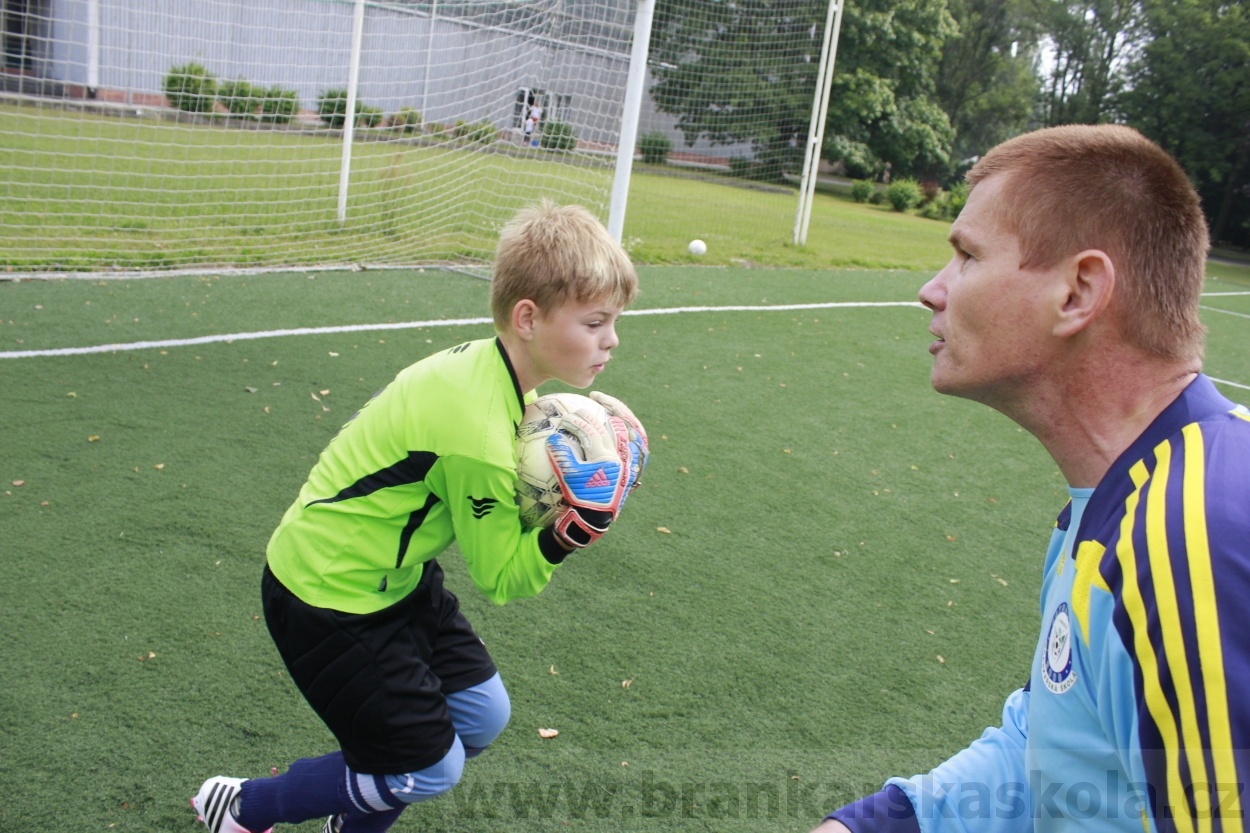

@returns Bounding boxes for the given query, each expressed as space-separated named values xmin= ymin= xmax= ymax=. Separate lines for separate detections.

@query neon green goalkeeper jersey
xmin=266 ymin=338 xmax=554 ymax=614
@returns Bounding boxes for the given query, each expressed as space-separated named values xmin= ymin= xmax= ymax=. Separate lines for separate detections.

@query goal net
xmin=1 ymin=0 xmax=836 ymax=273
xmin=2 ymin=0 xmax=637 ymax=273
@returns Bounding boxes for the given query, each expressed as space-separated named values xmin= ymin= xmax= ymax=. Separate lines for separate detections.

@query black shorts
xmin=261 ymin=560 xmax=497 ymax=775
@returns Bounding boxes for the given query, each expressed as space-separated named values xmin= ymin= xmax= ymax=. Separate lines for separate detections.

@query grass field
xmin=1 ymin=103 xmax=959 ymax=272
xmin=2 ymin=258 xmax=1248 ymax=831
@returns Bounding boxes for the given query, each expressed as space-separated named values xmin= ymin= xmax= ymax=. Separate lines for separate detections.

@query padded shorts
xmin=262 ymin=560 xmax=497 ymax=774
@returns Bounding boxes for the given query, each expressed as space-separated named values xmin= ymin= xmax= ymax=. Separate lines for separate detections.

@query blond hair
xmin=491 ymin=201 xmax=638 ymax=331
xmin=968 ymin=124 xmax=1208 ymax=361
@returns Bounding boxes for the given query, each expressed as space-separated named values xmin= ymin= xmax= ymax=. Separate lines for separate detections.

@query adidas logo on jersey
xmin=468 ymin=496 xmax=499 ymax=519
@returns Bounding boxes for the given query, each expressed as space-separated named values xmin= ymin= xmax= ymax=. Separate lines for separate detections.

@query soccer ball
xmin=688 ymin=239 xmax=707 ymax=255
xmin=514 ymin=392 xmax=612 ymax=528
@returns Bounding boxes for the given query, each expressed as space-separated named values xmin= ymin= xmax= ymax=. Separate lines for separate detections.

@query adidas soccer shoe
xmin=190 ymin=776 xmax=272 ymax=833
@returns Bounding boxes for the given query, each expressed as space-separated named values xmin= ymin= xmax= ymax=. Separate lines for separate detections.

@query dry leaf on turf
xmin=656 ymin=527 xmax=671 ymax=534
xmin=12 ymin=480 xmax=24 ymax=487
xmin=538 ymin=728 xmax=559 ymax=739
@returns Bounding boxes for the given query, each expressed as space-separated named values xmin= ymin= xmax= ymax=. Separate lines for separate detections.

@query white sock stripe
xmin=351 ymin=771 xmax=393 ymax=812
xmin=344 ymin=769 xmax=370 ymax=814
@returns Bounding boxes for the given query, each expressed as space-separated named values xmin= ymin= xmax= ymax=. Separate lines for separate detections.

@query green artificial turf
xmin=0 ymin=266 xmax=1247 ymax=832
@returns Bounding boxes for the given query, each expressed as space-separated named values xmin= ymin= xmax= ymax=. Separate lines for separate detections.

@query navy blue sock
xmin=236 ymin=752 xmax=357 ymax=830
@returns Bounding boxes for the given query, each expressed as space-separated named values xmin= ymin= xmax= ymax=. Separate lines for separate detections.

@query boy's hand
xmin=589 ymin=391 xmax=648 ymax=494
xmin=545 ymin=412 xmax=632 ymax=549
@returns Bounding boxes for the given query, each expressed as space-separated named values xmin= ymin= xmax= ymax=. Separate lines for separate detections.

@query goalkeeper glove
xmin=589 ymin=391 xmax=649 ymax=496
xmin=546 ymin=411 xmax=632 ymax=549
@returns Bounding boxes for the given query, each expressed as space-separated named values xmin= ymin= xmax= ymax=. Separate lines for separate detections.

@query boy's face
xmin=527 ymin=296 xmax=623 ymax=390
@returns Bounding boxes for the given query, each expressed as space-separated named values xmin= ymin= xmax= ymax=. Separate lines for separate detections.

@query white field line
xmin=0 ymin=301 xmax=924 ymax=360
xmin=1203 ymin=291 xmax=1250 ymax=297
xmin=1210 ymin=377 xmax=1250 ymax=391
xmin=1200 ymin=304 xmax=1250 ymax=321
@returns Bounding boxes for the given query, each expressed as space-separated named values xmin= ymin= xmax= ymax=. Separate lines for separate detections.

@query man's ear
xmin=511 ymin=299 xmax=539 ymax=341
xmin=1054 ymin=249 xmax=1115 ymax=338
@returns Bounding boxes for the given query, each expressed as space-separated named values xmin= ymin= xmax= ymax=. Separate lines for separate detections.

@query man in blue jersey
xmin=817 ymin=125 xmax=1249 ymax=833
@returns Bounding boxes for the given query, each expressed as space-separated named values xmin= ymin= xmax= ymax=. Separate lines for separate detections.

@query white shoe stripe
xmin=206 ymin=783 xmax=230 ymax=832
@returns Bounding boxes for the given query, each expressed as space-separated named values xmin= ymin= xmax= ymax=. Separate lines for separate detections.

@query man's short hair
xmin=491 ymin=200 xmax=638 ymax=331
xmin=968 ymin=125 xmax=1208 ymax=361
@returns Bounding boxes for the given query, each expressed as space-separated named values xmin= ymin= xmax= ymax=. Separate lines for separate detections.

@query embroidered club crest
xmin=1043 ymin=602 xmax=1076 ymax=694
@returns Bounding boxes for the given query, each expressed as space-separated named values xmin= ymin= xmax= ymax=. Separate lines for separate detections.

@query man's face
xmin=918 ymin=174 xmax=1060 ymax=407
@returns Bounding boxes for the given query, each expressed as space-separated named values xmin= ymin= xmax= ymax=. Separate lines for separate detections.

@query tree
xmin=1119 ymin=0 xmax=1250 ymax=247
xmin=1034 ymin=0 xmax=1140 ymax=127
xmin=647 ymin=0 xmax=956 ymax=182
xmin=935 ymin=0 xmax=1040 ymax=170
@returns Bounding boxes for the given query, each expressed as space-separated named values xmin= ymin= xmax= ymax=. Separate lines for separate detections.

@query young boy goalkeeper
xmin=191 ymin=202 xmax=646 ymax=833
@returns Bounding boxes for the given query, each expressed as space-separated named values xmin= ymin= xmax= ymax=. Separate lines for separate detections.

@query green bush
xmin=318 ymin=89 xmax=383 ymax=130
xmin=851 ymin=180 xmax=875 ymax=203
xmin=917 ymin=194 xmax=950 ymax=220
xmin=886 ymin=179 xmax=922 ymax=212
xmin=389 ymin=107 xmax=422 ymax=134
xmin=914 ymin=182 xmax=972 ymax=221
xmin=217 ymin=79 xmax=260 ymax=116
xmin=947 ymin=182 xmax=970 ymax=218
xmin=728 ymin=155 xmax=756 ymax=178
xmin=164 ymin=63 xmax=218 ymax=113
xmin=753 ymin=144 xmax=800 ymax=183
xmin=539 ymin=121 xmax=576 ymax=151
xmin=727 ymin=148 xmax=791 ymax=183
xmin=259 ymin=86 xmax=299 ymax=124
xmin=318 ymin=89 xmax=351 ymax=129
xmin=639 ymin=130 xmax=672 ymax=164
xmin=920 ymin=179 xmax=942 ymax=205
xmin=452 ymin=119 xmax=497 ymax=144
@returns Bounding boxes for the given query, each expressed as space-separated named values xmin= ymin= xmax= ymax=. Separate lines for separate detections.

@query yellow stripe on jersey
xmin=1117 ymin=459 xmax=1195 ymax=833
xmin=1071 ymin=540 xmax=1110 ymax=646
xmin=1180 ymin=422 xmax=1243 ymax=832
xmin=1232 ymin=409 xmax=1250 ymax=424
xmin=1144 ymin=440 xmax=1211 ymax=829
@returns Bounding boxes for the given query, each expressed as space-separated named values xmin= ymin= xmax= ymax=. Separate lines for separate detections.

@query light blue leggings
xmin=381 ymin=671 xmax=510 ymax=804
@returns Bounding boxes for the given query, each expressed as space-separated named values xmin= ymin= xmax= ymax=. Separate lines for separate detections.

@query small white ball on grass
xmin=688 ymin=239 xmax=707 ymax=256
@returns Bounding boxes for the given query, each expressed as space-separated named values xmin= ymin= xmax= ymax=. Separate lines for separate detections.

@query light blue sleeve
xmin=886 ymin=687 xmax=1033 ymax=833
